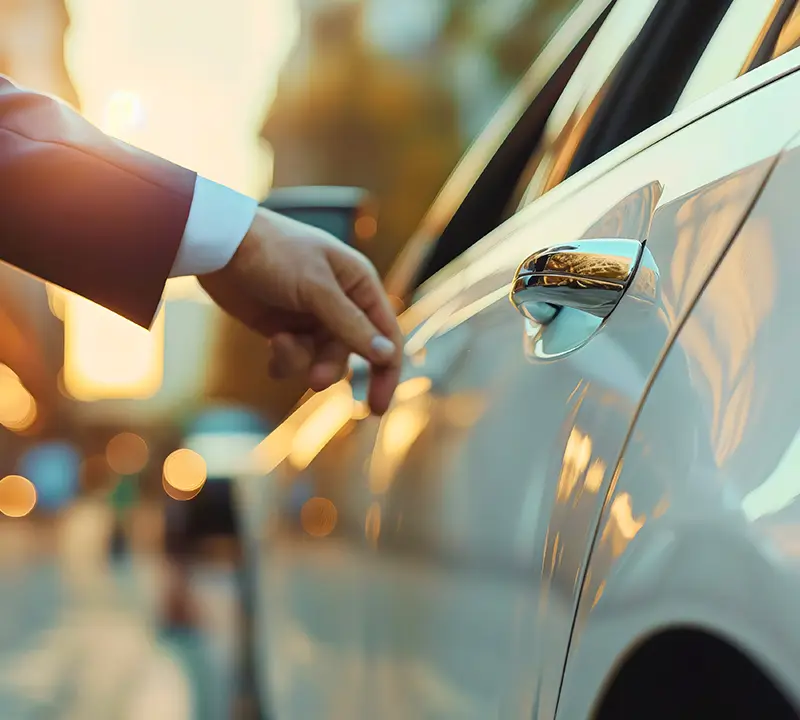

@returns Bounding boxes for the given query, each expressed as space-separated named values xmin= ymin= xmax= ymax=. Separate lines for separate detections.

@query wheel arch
xmin=592 ymin=624 xmax=797 ymax=718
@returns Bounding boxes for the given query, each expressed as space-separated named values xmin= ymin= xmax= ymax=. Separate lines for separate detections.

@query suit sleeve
xmin=0 ymin=76 xmax=196 ymax=328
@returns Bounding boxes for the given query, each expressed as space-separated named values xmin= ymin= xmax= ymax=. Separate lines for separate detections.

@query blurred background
xmin=0 ymin=0 xmax=575 ymax=716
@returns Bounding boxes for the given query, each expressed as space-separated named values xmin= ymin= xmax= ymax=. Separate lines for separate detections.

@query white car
xmin=245 ymin=0 xmax=800 ymax=717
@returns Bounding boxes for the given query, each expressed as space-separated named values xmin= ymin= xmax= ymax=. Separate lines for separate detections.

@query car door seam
xmin=551 ymin=149 xmax=784 ymax=718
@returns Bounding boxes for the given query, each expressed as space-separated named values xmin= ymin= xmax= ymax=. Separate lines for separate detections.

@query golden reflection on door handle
xmin=510 ymin=239 xmax=643 ymax=324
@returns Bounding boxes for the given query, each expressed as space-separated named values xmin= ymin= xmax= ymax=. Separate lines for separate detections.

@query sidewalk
xmin=0 ymin=602 xmax=194 ymax=720
xmin=0 ymin=502 xmax=195 ymax=719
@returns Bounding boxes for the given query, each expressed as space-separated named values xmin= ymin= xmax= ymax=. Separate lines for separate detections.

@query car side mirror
xmin=259 ymin=186 xmax=377 ymax=247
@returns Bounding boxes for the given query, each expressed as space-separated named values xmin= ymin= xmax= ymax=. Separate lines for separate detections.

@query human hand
xmin=198 ymin=207 xmax=403 ymax=415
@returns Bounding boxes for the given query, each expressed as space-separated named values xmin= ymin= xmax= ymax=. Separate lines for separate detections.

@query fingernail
xmin=371 ymin=335 xmax=396 ymax=361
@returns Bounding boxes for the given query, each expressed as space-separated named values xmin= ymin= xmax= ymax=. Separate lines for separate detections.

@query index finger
xmin=346 ymin=266 xmax=404 ymax=413
xmin=368 ymin=361 xmax=402 ymax=416
xmin=307 ymin=278 xmax=402 ymax=413
xmin=347 ymin=263 xmax=404 ymax=356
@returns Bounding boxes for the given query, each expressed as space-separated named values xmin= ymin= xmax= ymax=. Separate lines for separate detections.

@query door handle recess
xmin=510 ymin=238 xmax=642 ymax=324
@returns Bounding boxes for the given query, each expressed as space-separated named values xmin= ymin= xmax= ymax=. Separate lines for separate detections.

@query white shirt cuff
xmin=169 ymin=175 xmax=258 ymax=278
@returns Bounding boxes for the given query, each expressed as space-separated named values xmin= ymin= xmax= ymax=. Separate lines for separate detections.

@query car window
xmin=387 ymin=0 xmax=617 ymax=299
xmin=675 ymin=0 xmax=795 ymax=113
xmin=515 ymin=0 xmax=733 ymax=211
xmin=400 ymin=0 xmax=734 ymax=299
xmin=505 ymin=0 xmax=659 ymax=214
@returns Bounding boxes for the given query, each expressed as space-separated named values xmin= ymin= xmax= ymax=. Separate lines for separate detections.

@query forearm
xmin=0 ymin=76 xmax=196 ymax=326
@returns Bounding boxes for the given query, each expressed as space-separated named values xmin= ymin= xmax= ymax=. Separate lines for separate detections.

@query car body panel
xmin=253 ymin=45 xmax=800 ymax=720
xmin=559 ymin=135 xmax=800 ymax=718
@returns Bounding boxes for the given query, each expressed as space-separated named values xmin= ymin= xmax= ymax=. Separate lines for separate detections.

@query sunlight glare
xmin=59 ymin=0 xmax=299 ymax=399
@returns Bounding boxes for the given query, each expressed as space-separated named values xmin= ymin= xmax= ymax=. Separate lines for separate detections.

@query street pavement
xmin=0 ymin=501 xmax=240 ymax=719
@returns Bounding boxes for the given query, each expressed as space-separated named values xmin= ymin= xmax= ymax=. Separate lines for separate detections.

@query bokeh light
xmin=62 ymin=298 xmax=165 ymax=402
xmin=0 ymin=475 xmax=37 ymax=518
xmin=17 ymin=442 xmax=81 ymax=513
xmin=289 ymin=387 xmax=355 ymax=471
xmin=393 ymin=376 xmax=432 ymax=403
xmin=163 ymin=449 xmax=207 ymax=497
xmin=162 ymin=477 xmax=203 ymax=502
xmin=0 ymin=364 xmax=37 ymax=432
xmin=300 ymin=497 xmax=338 ymax=538
xmin=105 ymin=432 xmax=149 ymax=475
xmin=354 ymin=214 xmax=378 ymax=242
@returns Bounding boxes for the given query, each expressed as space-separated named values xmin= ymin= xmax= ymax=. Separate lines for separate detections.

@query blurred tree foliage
xmin=210 ymin=0 xmax=577 ymax=422
xmin=466 ymin=0 xmax=579 ymax=81
xmin=261 ymin=0 xmax=462 ymax=278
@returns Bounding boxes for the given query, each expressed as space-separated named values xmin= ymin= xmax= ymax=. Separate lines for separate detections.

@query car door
xmin=558 ymin=3 xmax=800 ymax=718
xmin=253 ymin=1 xmax=797 ymax=718
xmin=387 ymin=4 xmax=800 ymax=720
xmin=360 ymin=4 xmax=800 ymax=720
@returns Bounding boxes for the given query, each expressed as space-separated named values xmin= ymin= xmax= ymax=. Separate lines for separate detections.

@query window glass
xmin=392 ymin=0 xmax=617 ymax=294
xmin=510 ymin=0 xmax=659 ymax=210
xmin=674 ymin=0 xmax=781 ymax=112
xmin=514 ymin=0 xmax=734 ymax=210
xmin=772 ymin=3 xmax=800 ymax=59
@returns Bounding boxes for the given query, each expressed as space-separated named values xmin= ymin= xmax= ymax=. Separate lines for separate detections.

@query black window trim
xmin=565 ymin=0 xmax=734 ymax=181
xmin=406 ymin=1 xmax=616 ymax=293
xmin=411 ymin=0 xmax=735 ymax=294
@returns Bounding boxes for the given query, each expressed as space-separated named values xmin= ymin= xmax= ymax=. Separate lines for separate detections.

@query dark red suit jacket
xmin=0 ymin=76 xmax=196 ymax=328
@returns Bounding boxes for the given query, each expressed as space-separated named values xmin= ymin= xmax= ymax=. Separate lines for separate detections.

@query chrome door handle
xmin=510 ymin=238 xmax=642 ymax=324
